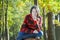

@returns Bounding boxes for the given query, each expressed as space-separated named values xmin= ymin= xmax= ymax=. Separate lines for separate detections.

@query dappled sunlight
xmin=0 ymin=0 xmax=60 ymax=40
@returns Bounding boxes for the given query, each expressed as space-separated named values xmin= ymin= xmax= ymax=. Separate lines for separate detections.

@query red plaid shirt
xmin=20 ymin=14 xmax=42 ymax=33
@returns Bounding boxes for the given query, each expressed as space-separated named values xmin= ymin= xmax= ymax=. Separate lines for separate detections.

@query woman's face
xmin=32 ymin=8 xmax=37 ymax=17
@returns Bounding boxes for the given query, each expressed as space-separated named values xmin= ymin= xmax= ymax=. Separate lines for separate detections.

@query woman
xmin=16 ymin=5 xmax=43 ymax=40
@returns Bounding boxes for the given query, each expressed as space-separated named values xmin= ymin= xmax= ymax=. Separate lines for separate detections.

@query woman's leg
xmin=23 ymin=31 xmax=43 ymax=39
xmin=35 ymin=30 xmax=43 ymax=40
xmin=23 ymin=33 xmax=37 ymax=40
xmin=23 ymin=33 xmax=37 ymax=39
xmin=37 ymin=30 xmax=43 ymax=37
xmin=16 ymin=31 xmax=43 ymax=40
xmin=16 ymin=32 xmax=24 ymax=40
xmin=16 ymin=32 xmax=37 ymax=40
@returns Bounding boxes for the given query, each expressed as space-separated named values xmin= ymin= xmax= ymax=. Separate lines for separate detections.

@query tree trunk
xmin=0 ymin=12 xmax=2 ymax=40
xmin=0 ymin=0 xmax=5 ymax=40
xmin=43 ymin=7 xmax=48 ymax=40
xmin=5 ymin=0 xmax=9 ymax=40
xmin=0 ymin=4 xmax=1 ymax=39
xmin=58 ymin=13 xmax=60 ymax=22
xmin=47 ymin=12 xmax=56 ymax=40
xmin=34 ymin=0 xmax=37 ymax=5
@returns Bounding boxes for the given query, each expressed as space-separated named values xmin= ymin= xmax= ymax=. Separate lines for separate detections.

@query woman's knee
xmin=16 ymin=32 xmax=24 ymax=40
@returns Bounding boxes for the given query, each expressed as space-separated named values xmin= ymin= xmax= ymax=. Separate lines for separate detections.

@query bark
xmin=47 ymin=12 xmax=56 ymax=40
xmin=43 ymin=7 xmax=48 ymax=40
xmin=5 ymin=0 xmax=9 ymax=40
xmin=34 ymin=0 xmax=37 ymax=5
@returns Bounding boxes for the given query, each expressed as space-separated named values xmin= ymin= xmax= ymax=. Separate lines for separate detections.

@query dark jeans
xmin=16 ymin=31 xmax=43 ymax=40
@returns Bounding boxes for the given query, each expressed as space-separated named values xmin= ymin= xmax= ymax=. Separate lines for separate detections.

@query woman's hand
xmin=37 ymin=18 xmax=40 ymax=26
xmin=33 ymin=30 xmax=38 ymax=33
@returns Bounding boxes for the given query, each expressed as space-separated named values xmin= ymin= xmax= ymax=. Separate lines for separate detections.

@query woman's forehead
xmin=32 ymin=8 xmax=37 ymax=11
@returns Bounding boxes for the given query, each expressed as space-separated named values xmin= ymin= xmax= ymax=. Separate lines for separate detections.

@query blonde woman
xmin=16 ymin=5 xmax=43 ymax=40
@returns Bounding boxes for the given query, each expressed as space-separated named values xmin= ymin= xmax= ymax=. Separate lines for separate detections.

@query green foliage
xmin=1 ymin=0 xmax=60 ymax=40
xmin=38 ymin=0 xmax=60 ymax=13
xmin=7 ymin=0 xmax=34 ymax=39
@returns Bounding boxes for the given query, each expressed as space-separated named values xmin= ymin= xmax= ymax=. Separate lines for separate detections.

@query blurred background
xmin=0 ymin=0 xmax=60 ymax=40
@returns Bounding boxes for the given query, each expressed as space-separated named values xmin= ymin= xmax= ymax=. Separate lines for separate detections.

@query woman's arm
xmin=38 ymin=17 xmax=43 ymax=30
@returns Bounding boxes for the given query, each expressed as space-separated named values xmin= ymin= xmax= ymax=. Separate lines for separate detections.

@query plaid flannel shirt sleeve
xmin=24 ymin=15 xmax=38 ymax=30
